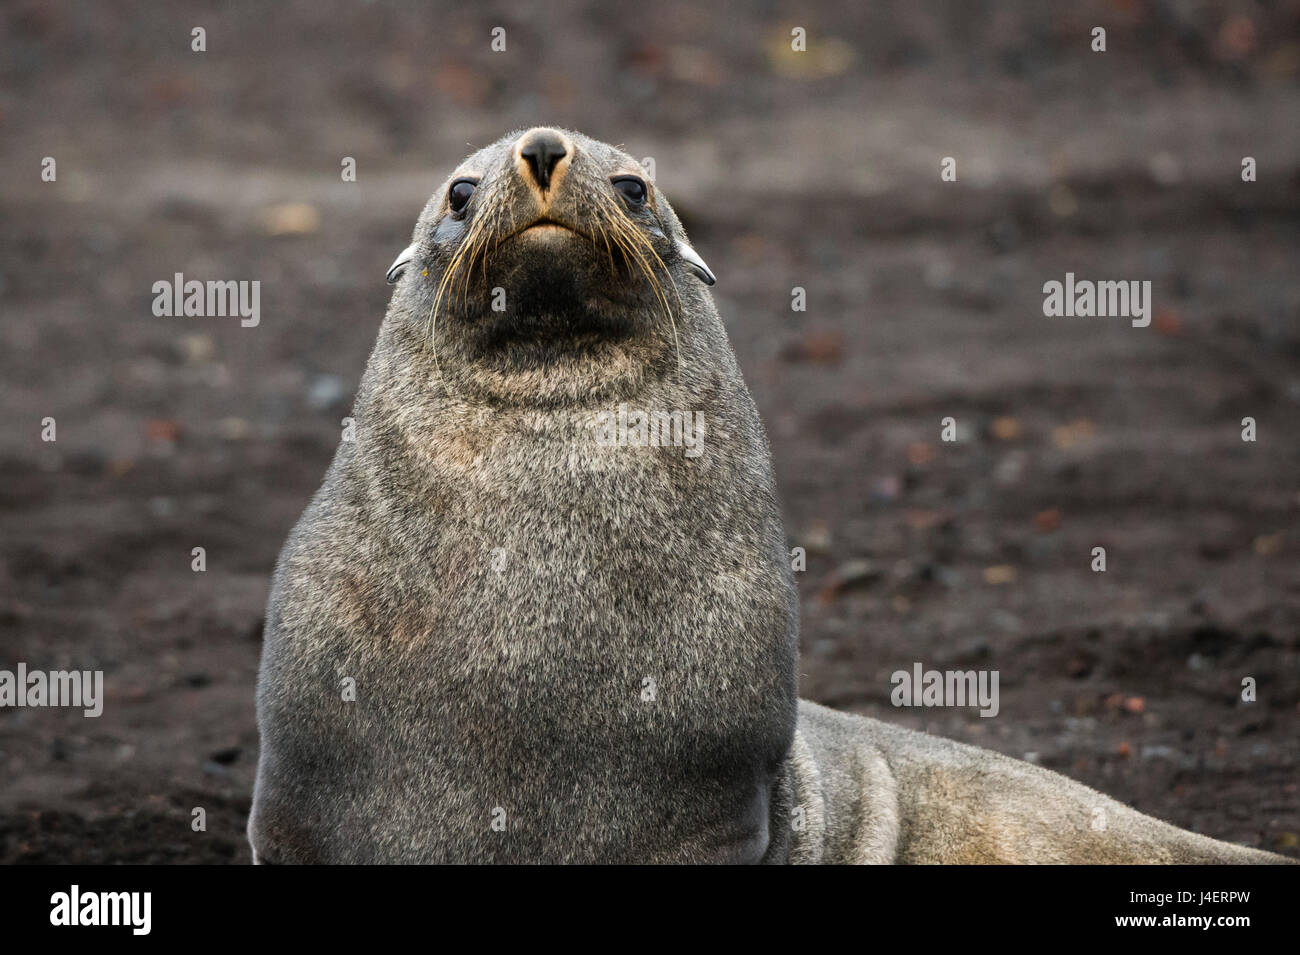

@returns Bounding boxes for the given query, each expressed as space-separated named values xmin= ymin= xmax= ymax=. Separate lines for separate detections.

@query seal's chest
xmin=405 ymin=469 xmax=790 ymax=726
xmin=422 ymin=403 xmax=713 ymax=484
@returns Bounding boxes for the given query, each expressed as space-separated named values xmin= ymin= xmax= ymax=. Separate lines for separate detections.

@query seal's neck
xmin=376 ymin=312 xmax=692 ymax=411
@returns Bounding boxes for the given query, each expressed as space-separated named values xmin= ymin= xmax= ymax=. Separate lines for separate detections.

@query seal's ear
xmin=676 ymin=240 xmax=716 ymax=286
xmin=386 ymin=243 xmax=418 ymax=284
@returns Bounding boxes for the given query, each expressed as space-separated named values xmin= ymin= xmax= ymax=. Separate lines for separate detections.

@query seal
xmin=248 ymin=128 xmax=1288 ymax=864
xmin=249 ymin=127 xmax=795 ymax=864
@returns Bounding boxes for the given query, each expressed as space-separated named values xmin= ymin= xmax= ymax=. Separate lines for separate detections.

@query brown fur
xmin=789 ymin=702 xmax=1285 ymax=863
xmin=249 ymin=129 xmax=1289 ymax=864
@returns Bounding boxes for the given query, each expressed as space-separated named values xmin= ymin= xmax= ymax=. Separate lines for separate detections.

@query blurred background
xmin=1 ymin=0 xmax=1298 ymax=862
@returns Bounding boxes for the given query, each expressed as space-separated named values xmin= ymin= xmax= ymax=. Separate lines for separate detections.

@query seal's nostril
xmin=519 ymin=130 xmax=568 ymax=190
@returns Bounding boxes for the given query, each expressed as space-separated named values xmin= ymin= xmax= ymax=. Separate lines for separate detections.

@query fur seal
xmin=249 ymin=128 xmax=1288 ymax=864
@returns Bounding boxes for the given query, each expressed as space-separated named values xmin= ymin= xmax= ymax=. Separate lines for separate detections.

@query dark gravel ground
xmin=1 ymin=0 xmax=1298 ymax=863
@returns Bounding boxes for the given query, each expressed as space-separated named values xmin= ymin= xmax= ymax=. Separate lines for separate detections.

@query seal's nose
xmin=518 ymin=129 xmax=568 ymax=190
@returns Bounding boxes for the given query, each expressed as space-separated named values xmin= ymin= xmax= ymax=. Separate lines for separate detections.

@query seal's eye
xmin=612 ymin=176 xmax=647 ymax=207
xmin=448 ymin=178 xmax=477 ymax=214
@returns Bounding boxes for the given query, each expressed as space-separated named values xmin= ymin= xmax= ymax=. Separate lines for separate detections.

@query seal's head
xmin=383 ymin=128 xmax=717 ymax=404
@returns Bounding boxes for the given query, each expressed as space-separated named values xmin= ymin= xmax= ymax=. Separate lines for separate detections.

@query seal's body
xmin=789 ymin=702 xmax=1281 ymax=863
xmin=250 ymin=128 xmax=796 ymax=863
xmin=249 ymin=128 xmax=1286 ymax=864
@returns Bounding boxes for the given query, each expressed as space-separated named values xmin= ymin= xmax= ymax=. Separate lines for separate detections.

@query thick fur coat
xmin=249 ymin=129 xmax=1287 ymax=864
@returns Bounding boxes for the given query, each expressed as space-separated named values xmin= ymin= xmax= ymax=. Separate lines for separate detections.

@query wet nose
xmin=518 ymin=129 xmax=568 ymax=190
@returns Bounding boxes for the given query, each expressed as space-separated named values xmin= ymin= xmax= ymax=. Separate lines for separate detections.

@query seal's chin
xmin=482 ymin=226 xmax=611 ymax=299
xmin=452 ymin=243 xmax=645 ymax=368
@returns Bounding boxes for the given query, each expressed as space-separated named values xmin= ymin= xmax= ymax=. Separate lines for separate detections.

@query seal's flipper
xmin=386 ymin=243 xmax=418 ymax=284
xmin=676 ymin=240 xmax=716 ymax=286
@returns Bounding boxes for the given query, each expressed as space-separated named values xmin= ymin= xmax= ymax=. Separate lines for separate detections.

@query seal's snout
xmin=516 ymin=128 xmax=571 ymax=193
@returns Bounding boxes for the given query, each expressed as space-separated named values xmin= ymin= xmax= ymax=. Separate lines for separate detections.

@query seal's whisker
xmin=465 ymin=198 xmax=493 ymax=297
xmin=590 ymin=200 xmax=618 ymax=276
xmin=603 ymin=203 xmax=683 ymax=378
xmin=423 ymin=185 xmax=514 ymax=397
xmin=427 ymin=216 xmax=482 ymax=391
xmin=425 ymin=283 xmax=445 ymax=392
xmin=456 ymin=202 xmax=488 ymax=303
xmin=482 ymin=199 xmax=506 ymax=288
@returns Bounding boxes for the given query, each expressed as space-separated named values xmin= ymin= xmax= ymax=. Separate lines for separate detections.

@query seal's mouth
xmin=509 ymin=219 xmax=587 ymax=242
xmin=425 ymin=191 xmax=684 ymax=376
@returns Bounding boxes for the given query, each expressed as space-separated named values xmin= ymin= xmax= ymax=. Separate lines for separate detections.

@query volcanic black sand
xmin=1 ymin=2 xmax=1297 ymax=862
